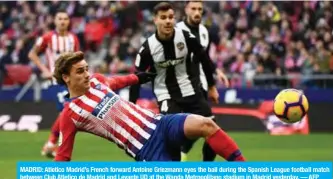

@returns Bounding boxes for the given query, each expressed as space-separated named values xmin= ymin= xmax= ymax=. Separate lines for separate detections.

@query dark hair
xmin=153 ymin=2 xmax=174 ymax=15
xmin=53 ymin=51 xmax=85 ymax=85
xmin=54 ymin=9 xmax=69 ymax=19
xmin=55 ymin=9 xmax=68 ymax=15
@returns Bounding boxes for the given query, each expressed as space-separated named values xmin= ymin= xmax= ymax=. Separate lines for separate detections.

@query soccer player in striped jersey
xmin=28 ymin=9 xmax=80 ymax=158
xmin=176 ymin=1 xmax=229 ymax=93
xmin=130 ymin=2 xmax=229 ymax=161
xmin=53 ymin=51 xmax=245 ymax=161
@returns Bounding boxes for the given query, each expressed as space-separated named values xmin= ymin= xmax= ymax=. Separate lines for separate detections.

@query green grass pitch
xmin=0 ymin=131 xmax=332 ymax=179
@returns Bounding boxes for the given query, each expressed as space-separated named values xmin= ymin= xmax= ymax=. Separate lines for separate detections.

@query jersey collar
xmin=64 ymin=93 xmax=78 ymax=103
xmin=185 ymin=20 xmax=199 ymax=32
xmin=155 ymin=29 xmax=175 ymax=43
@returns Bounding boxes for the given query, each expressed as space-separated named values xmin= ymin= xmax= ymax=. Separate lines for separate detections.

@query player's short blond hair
xmin=53 ymin=51 xmax=84 ymax=85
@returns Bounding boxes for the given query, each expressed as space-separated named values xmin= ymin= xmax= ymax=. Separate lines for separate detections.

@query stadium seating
xmin=3 ymin=64 xmax=33 ymax=86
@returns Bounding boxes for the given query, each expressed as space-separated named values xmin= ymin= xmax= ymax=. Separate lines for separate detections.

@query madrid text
xmin=20 ymin=167 xmax=44 ymax=173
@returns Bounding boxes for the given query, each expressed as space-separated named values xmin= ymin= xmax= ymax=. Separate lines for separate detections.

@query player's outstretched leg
xmin=183 ymin=114 xmax=245 ymax=161
xmin=41 ymin=114 xmax=61 ymax=158
xmin=202 ymin=117 xmax=217 ymax=161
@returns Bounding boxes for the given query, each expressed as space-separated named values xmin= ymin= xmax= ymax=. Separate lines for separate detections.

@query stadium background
xmin=0 ymin=1 xmax=332 ymax=178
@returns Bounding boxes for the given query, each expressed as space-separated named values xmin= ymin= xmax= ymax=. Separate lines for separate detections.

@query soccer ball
xmin=273 ymin=89 xmax=309 ymax=123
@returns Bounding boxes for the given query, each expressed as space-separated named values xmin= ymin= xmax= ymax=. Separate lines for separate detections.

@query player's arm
xmin=54 ymin=111 xmax=77 ymax=161
xmin=184 ymin=31 xmax=225 ymax=103
xmin=205 ymin=31 xmax=229 ymax=87
xmin=129 ymin=42 xmax=154 ymax=103
xmin=92 ymin=71 xmax=155 ymax=91
xmin=184 ymin=31 xmax=216 ymax=88
xmin=108 ymin=72 xmax=155 ymax=91
xmin=108 ymin=74 xmax=139 ymax=91
xmin=28 ymin=34 xmax=52 ymax=79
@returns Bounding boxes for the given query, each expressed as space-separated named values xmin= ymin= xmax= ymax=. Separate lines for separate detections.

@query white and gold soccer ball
xmin=273 ymin=89 xmax=309 ymax=123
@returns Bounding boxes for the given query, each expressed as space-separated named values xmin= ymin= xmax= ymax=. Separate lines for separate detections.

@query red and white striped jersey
xmin=35 ymin=31 xmax=80 ymax=72
xmin=55 ymin=73 xmax=161 ymax=161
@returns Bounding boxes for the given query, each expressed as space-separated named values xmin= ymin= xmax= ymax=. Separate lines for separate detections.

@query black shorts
xmin=158 ymin=91 xmax=213 ymax=118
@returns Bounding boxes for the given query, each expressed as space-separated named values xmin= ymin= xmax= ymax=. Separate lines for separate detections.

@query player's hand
xmin=136 ymin=72 xmax=157 ymax=84
xmin=216 ymin=69 xmax=229 ymax=88
xmin=208 ymin=86 xmax=219 ymax=104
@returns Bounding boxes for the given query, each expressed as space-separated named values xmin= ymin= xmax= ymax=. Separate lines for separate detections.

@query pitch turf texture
xmin=0 ymin=131 xmax=332 ymax=179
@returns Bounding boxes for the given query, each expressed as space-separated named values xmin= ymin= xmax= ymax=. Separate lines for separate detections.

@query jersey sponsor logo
xmin=92 ymin=92 xmax=120 ymax=119
xmin=97 ymin=96 xmax=119 ymax=119
xmin=157 ymin=57 xmax=185 ymax=68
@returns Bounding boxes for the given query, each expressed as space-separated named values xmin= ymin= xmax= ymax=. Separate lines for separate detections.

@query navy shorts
xmin=135 ymin=113 xmax=189 ymax=161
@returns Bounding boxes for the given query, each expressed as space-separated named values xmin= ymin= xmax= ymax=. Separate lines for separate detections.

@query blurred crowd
xmin=0 ymin=1 xmax=333 ymax=89
xmin=204 ymin=1 xmax=333 ymax=88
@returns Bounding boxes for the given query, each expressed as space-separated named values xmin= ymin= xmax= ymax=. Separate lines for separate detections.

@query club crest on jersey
xmin=176 ymin=42 xmax=185 ymax=51
xmin=95 ymin=84 xmax=102 ymax=90
xmin=95 ymin=83 xmax=108 ymax=91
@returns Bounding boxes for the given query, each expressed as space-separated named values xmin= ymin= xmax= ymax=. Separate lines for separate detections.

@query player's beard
xmin=190 ymin=16 xmax=201 ymax=26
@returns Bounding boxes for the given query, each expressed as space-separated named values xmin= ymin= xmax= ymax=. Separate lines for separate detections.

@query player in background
xmin=28 ymin=9 xmax=80 ymax=158
xmin=129 ymin=2 xmax=229 ymax=161
xmin=177 ymin=1 xmax=229 ymax=95
xmin=176 ymin=1 xmax=229 ymax=161
xmin=53 ymin=51 xmax=245 ymax=162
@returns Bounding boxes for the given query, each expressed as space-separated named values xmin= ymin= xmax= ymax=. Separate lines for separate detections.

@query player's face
xmin=185 ymin=2 xmax=203 ymax=26
xmin=67 ymin=60 xmax=90 ymax=91
xmin=154 ymin=9 xmax=175 ymax=36
xmin=55 ymin=12 xmax=70 ymax=32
